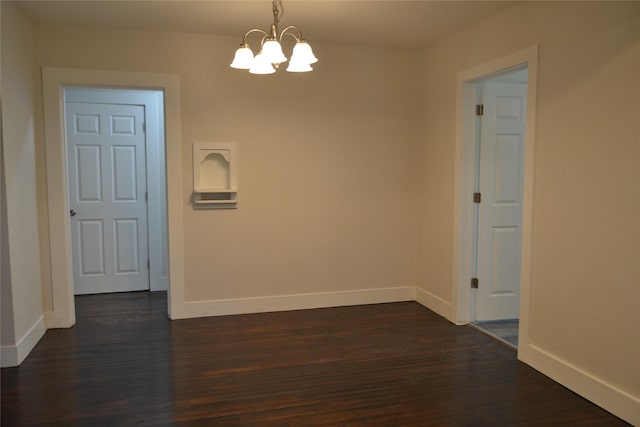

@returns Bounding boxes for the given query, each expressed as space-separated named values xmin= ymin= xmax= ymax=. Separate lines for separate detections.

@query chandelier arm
xmin=278 ymin=25 xmax=302 ymax=43
xmin=242 ymin=28 xmax=270 ymax=44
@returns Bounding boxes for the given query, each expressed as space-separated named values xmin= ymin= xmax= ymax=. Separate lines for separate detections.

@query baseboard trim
xmin=519 ymin=343 xmax=639 ymax=426
xmin=0 ymin=314 xmax=46 ymax=368
xmin=178 ymin=286 xmax=417 ymax=319
xmin=414 ymin=287 xmax=452 ymax=321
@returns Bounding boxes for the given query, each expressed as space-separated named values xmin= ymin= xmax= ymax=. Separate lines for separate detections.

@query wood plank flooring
xmin=1 ymin=292 xmax=629 ymax=426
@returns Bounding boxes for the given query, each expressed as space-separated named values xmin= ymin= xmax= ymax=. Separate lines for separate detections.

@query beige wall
xmin=34 ymin=24 xmax=421 ymax=303
xmin=418 ymin=0 xmax=639 ymax=400
xmin=0 ymin=0 xmax=12 ymax=348
xmin=0 ymin=2 xmax=44 ymax=347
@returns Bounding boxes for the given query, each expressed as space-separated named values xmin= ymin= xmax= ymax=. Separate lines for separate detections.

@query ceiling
xmin=14 ymin=0 xmax=517 ymax=49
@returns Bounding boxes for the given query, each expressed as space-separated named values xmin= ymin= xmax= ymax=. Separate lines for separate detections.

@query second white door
xmin=66 ymin=102 xmax=149 ymax=295
xmin=475 ymin=81 xmax=527 ymax=321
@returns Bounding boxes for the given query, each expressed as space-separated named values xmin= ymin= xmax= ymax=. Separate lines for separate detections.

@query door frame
xmin=42 ymin=68 xmax=185 ymax=327
xmin=64 ymin=87 xmax=168 ymax=293
xmin=451 ymin=46 xmax=538 ymax=355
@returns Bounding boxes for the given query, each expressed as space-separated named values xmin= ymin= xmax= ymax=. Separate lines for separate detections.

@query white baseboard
xmin=0 ymin=314 xmax=46 ymax=368
xmin=519 ymin=343 xmax=639 ymax=426
xmin=177 ymin=286 xmax=417 ymax=319
xmin=414 ymin=287 xmax=452 ymax=321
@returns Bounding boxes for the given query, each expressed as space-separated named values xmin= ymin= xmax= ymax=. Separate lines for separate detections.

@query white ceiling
xmin=14 ymin=0 xmax=517 ymax=49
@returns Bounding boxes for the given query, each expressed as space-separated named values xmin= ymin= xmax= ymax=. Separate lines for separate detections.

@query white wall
xmin=0 ymin=1 xmax=45 ymax=366
xmin=417 ymin=1 xmax=639 ymax=423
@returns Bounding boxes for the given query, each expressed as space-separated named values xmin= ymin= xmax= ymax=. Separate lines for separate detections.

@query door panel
xmin=76 ymin=145 xmax=102 ymax=201
xmin=74 ymin=113 xmax=100 ymax=134
xmin=476 ymin=82 xmax=527 ymax=321
xmin=493 ymin=134 xmax=522 ymax=204
xmin=112 ymin=146 xmax=138 ymax=201
xmin=66 ymin=102 xmax=149 ymax=295
xmin=490 ymin=226 xmax=519 ymax=294
xmin=78 ymin=220 xmax=105 ymax=275
xmin=115 ymin=219 xmax=140 ymax=273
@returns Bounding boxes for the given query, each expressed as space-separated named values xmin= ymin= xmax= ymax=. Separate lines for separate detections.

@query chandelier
xmin=230 ymin=0 xmax=318 ymax=74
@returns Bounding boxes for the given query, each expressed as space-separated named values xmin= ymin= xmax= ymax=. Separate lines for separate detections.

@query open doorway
xmin=470 ymin=70 xmax=528 ymax=349
xmin=63 ymin=87 xmax=168 ymax=296
xmin=451 ymin=46 xmax=538 ymax=355
xmin=42 ymin=68 xmax=185 ymax=327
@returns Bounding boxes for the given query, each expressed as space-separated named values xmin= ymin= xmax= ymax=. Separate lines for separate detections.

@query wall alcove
xmin=192 ymin=142 xmax=237 ymax=209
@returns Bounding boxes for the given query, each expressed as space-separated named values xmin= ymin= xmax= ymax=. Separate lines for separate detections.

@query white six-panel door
xmin=475 ymin=82 xmax=527 ymax=321
xmin=66 ymin=102 xmax=149 ymax=295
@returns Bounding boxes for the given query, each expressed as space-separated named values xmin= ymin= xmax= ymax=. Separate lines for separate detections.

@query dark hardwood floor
xmin=1 ymin=292 xmax=628 ymax=426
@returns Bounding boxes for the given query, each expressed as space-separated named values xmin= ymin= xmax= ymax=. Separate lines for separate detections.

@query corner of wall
xmin=0 ymin=96 xmax=16 ymax=348
xmin=414 ymin=286 xmax=453 ymax=323
xmin=1 ymin=0 xmax=47 ymax=365
xmin=0 ymin=314 xmax=46 ymax=367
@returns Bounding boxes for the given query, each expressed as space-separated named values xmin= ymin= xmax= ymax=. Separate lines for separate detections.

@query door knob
xmin=70 ymin=209 xmax=77 ymax=217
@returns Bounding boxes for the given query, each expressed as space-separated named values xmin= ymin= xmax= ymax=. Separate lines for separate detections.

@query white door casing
xmin=66 ymin=102 xmax=149 ymax=294
xmin=452 ymin=46 xmax=537 ymax=359
xmin=475 ymin=82 xmax=527 ymax=321
xmin=42 ymin=68 xmax=182 ymax=327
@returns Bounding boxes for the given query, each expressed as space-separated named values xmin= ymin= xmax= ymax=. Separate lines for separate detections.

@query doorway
xmin=469 ymin=71 xmax=527 ymax=348
xmin=42 ymin=68 xmax=185 ymax=327
xmin=474 ymin=71 xmax=528 ymax=319
xmin=451 ymin=46 xmax=538 ymax=355
xmin=64 ymin=88 xmax=168 ymax=295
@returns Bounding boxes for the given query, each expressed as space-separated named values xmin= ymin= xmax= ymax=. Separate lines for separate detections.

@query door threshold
xmin=469 ymin=320 xmax=519 ymax=351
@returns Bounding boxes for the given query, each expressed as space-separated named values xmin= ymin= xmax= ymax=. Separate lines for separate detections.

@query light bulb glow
xmin=286 ymin=60 xmax=313 ymax=73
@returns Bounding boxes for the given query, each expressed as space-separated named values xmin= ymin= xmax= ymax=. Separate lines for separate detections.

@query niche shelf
xmin=192 ymin=142 xmax=237 ymax=209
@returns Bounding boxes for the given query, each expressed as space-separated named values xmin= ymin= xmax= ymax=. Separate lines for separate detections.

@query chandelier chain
xmin=273 ymin=0 xmax=285 ymax=29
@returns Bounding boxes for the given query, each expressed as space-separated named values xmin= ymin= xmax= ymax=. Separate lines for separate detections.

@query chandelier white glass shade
xmin=249 ymin=52 xmax=276 ymax=75
xmin=230 ymin=0 xmax=318 ymax=74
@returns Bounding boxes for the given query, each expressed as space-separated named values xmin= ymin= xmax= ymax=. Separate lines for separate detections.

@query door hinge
xmin=475 ymin=104 xmax=484 ymax=116
xmin=473 ymin=192 xmax=481 ymax=204
xmin=471 ymin=278 xmax=479 ymax=289
xmin=145 ymin=191 xmax=148 ymax=202
xmin=147 ymin=260 xmax=150 ymax=270
xmin=142 ymin=122 xmax=146 ymax=133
